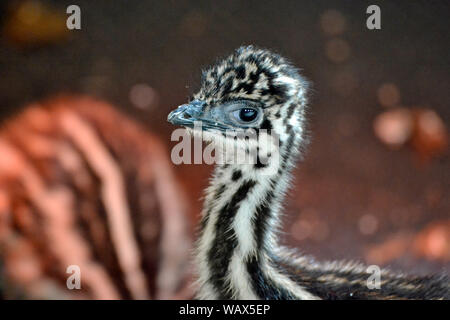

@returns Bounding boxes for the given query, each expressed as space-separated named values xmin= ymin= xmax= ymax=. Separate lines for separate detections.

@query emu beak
xmin=167 ymin=100 xmax=205 ymax=128
xmin=168 ymin=100 xmax=231 ymax=131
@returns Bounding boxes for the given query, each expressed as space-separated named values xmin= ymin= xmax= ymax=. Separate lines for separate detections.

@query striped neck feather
xmin=195 ymin=132 xmax=317 ymax=300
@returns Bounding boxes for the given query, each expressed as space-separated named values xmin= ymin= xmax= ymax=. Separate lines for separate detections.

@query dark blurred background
xmin=0 ymin=0 xmax=448 ymax=298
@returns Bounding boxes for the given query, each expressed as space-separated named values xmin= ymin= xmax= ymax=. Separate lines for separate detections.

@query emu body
xmin=168 ymin=46 xmax=449 ymax=300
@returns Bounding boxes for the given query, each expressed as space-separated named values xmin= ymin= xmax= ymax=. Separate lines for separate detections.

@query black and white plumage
xmin=168 ymin=46 xmax=449 ymax=300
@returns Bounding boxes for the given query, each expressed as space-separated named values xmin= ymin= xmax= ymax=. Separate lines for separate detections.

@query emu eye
xmin=233 ymin=108 xmax=258 ymax=122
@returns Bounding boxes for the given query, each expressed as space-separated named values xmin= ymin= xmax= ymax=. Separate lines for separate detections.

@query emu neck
xmin=196 ymin=137 xmax=316 ymax=299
